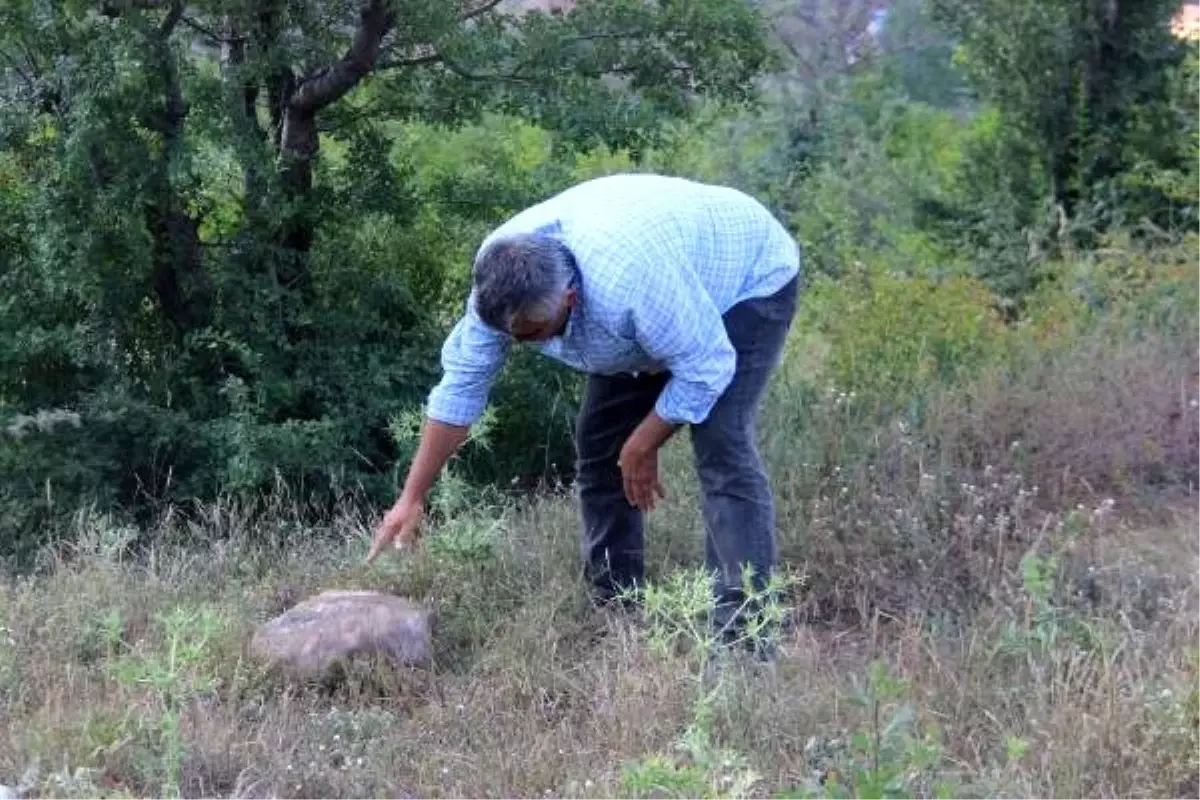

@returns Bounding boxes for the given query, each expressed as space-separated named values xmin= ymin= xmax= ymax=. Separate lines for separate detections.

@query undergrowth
xmin=0 ymin=233 xmax=1195 ymax=799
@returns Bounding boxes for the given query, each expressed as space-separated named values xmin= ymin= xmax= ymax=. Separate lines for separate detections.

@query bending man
xmin=369 ymin=173 xmax=802 ymax=650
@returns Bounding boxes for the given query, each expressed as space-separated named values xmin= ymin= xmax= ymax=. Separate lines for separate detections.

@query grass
xmin=1 ymin=243 xmax=1197 ymax=798
xmin=0 ymin=489 xmax=1195 ymax=799
xmin=2 ymin=408 xmax=1197 ymax=799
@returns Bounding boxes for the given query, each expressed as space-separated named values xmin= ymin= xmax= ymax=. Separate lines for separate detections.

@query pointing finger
xmin=366 ymin=534 xmax=388 ymax=564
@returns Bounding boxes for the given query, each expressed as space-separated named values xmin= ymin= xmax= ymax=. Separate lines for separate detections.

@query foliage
xmin=798 ymin=268 xmax=1005 ymax=412
xmin=779 ymin=72 xmax=978 ymax=284
xmin=0 ymin=0 xmax=772 ymax=560
xmin=929 ymin=0 xmax=1198 ymax=246
xmin=617 ymin=567 xmax=796 ymax=799
xmin=1114 ymin=40 xmax=1200 ymax=229
xmin=876 ymin=0 xmax=970 ymax=109
xmin=0 ymin=0 xmax=1196 ymax=568
xmin=778 ymin=661 xmax=955 ymax=799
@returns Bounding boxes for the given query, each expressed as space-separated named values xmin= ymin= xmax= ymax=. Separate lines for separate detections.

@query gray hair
xmin=472 ymin=233 xmax=577 ymax=333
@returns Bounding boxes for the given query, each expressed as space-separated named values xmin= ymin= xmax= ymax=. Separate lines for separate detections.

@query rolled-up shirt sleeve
xmin=620 ymin=246 xmax=737 ymax=426
xmin=425 ymin=294 xmax=510 ymax=427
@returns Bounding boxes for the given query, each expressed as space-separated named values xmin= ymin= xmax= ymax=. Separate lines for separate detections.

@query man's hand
xmin=365 ymin=418 xmax=470 ymax=564
xmin=619 ymin=411 xmax=679 ymax=512
xmin=366 ymin=496 xmax=425 ymax=563
xmin=618 ymin=438 xmax=665 ymax=511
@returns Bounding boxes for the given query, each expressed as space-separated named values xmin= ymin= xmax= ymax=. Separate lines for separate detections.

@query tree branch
xmin=290 ymin=0 xmax=395 ymax=113
xmin=158 ymin=0 xmax=183 ymax=36
xmin=220 ymin=18 xmax=261 ymax=139
xmin=373 ymin=0 xmax=559 ymax=79
xmin=372 ymin=0 xmax=506 ymax=72
xmin=5 ymin=40 xmax=64 ymax=116
xmin=458 ymin=0 xmax=505 ymax=22
xmin=182 ymin=14 xmax=243 ymax=45
xmin=140 ymin=0 xmax=187 ymax=141
xmin=380 ymin=26 xmax=650 ymax=84
xmin=1 ymin=47 xmax=34 ymax=88
xmin=377 ymin=43 xmax=443 ymax=70
xmin=440 ymin=54 xmax=537 ymax=84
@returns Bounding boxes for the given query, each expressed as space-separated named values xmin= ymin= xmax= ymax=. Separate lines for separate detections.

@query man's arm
xmin=368 ymin=298 xmax=509 ymax=560
xmin=620 ymin=241 xmax=737 ymax=429
xmin=417 ymin=296 xmax=511 ymax=491
xmin=608 ymin=236 xmax=737 ymax=510
xmin=369 ymin=418 xmax=470 ymax=561
xmin=398 ymin=417 xmax=471 ymax=503
xmin=623 ymin=411 xmax=679 ymax=458
xmin=424 ymin=294 xmax=512 ymax=430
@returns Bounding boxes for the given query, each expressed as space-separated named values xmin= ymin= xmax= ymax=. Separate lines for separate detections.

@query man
xmin=368 ymin=173 xmax=802 ymax=651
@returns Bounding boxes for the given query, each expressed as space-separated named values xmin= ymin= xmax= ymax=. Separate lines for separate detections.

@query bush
xmin=797 ymin=269 xmax=1006 ymax=414
xmin=740 ymin=229 xmax=1198 ymax=619
xmin=928 ymin=233 xmax=1200 ymax=507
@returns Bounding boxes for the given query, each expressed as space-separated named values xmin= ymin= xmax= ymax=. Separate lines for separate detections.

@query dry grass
xmin=927 ymin=320 xmax=1199 ymax=511
xmin=0 ymin=480 xmax=1195 ymax=798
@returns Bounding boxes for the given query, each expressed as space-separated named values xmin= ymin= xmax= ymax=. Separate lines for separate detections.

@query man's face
xmin=510 ymin=289 xmax=576 ymax=343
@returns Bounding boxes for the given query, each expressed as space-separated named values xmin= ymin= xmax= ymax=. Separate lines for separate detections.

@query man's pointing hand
xmin=366 ymin=496 xmax=424 ymax=563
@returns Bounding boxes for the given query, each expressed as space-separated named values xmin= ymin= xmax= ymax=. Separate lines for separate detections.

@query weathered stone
xmin=249 ymin=590 xmax=435 ymax=681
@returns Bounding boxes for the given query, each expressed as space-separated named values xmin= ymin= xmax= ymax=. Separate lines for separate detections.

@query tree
xmin=930 ymin=0 xmax=1194 ymax=229
xmin=0 ymin=0 xmax=774 ymax=559
xmin=767 ymin=0 xmax=891 ymax=82
xmin=875 ymin=0 xmax=969 ymax=109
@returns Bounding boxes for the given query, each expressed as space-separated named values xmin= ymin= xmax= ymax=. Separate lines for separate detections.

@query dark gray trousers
xmin=574 ymin=275 xmax=800 ymax=629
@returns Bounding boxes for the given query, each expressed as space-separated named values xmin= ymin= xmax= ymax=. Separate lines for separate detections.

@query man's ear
xmin=565 ymin=287 xmax=578 ymax=308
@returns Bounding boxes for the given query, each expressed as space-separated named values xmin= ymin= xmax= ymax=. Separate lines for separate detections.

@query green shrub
xmin=798 ymin=269 xmax=1006 ymax=413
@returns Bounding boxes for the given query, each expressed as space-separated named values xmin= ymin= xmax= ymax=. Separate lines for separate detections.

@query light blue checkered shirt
xmin=426 ymin=173 xmax=801 ymax=427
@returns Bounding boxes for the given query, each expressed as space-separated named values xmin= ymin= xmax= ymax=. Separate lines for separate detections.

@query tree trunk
xmin=146 ymin=0 xmax=212 ymax=335
xmin=148 ymin=207 xmax=209 ymax=334
xmin=276 ymin=104 xmax=318 ymax=293
xmin=228 ymin=0 xmax=394 ymax=312
xmin=221 ymin=16 xmax=269 ymax=225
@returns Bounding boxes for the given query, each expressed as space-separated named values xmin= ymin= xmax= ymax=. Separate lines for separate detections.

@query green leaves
xmin=929 ymin=0 xmax=1195 ymax=235
xmin=0 ymin=0 xmax=773 ymax=559
xmin=387 ymin=0 xmax=772 ymax=151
